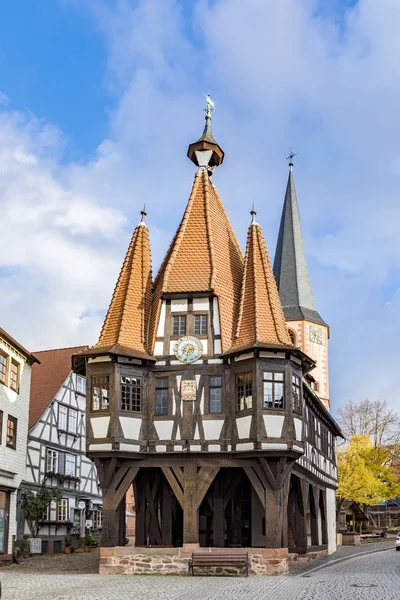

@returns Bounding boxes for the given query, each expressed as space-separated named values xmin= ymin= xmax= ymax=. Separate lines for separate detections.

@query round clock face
xmin=173 ymin=336 xmax=203 ymax=364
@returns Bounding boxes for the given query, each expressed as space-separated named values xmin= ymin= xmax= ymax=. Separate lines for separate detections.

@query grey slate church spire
xmin=273 ymin=159 xmax=326 ymax=326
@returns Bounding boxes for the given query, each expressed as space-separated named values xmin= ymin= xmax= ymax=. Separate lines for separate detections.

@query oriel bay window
xmin=209 ymin=376 xmax=222 ymax=413
xmin=292 ymin=374 xmax=302 ymax=413
xmin=194 ymin=314 xmax=208 ymax=336
xmin=121 ymin=376 xmax=142 ymax=412
xmin=173 ymin=315 xmax=186 ymax=336
xmin=155 ymin=378 xmax=168 ymax=415
xmin=91 ymin=375 xmax=109 ymax=411
xmin=237 ymin=373 xmax=252 ymax=411
xmin=263 ymin=372 xmax=284 ymax=409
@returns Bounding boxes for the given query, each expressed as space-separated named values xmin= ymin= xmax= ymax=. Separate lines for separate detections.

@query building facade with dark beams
xmin=73 ymin=101 xmax=342 ymax=575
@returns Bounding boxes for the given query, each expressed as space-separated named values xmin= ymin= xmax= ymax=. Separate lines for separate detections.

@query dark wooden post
xmin=212 ymin=477 xmax=225 ymax=547
xmin=264 ymin=479 xmax=289 ymax=548
xmin=183 ymin=462 xmax=198 ymax=544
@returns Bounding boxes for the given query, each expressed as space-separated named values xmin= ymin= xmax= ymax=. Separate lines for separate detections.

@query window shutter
xmin=58 ymin=452 xmax=65 ymax=475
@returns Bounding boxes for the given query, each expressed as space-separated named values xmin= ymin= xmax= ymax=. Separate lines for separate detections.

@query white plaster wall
xmin=326 ymin=487 xmax=337 ymax=554
xmin=0 ymin=339 xmax=32 ymax=554
xmin=156 ymin=300 xmax=166 ymax=337
xmin=154 ymin=421 xmax=174 ymax=440
xmin=212 ymin=297 xmax=221 ymax=335
xmin=170 ymin=299 xmax=188 ymax=312
xmin=263 ymin=414 xmax=284 ymax=438
xmin=193 ymin=298 xmax=209 ymax=311
xmin=203 ymin=420 xmax=223 ymax=441
xmin=236 ymin=415 xmax=252 ymax=439
xmin=91 ymin=416 xmax=110 ymax=438
xmin=119 ymin=416 xmax=141 ymax=440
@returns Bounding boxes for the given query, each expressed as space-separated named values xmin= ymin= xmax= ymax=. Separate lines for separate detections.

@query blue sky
xmin=1 ymin=0 xmax=400 ymax=416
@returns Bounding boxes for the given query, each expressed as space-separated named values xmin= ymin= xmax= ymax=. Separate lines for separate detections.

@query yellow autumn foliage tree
xmin=337 ymin=435 xmax=400 ymax=506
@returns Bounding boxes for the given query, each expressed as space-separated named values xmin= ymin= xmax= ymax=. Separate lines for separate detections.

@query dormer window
xmin=194 ymin=315 xmax=208 ymax=336
xmin=173 ymin=315 xmax=186 ymax=336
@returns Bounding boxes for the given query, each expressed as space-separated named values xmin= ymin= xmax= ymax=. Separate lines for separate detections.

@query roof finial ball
xmin=286 ymin=147 xmax=297 ymax=172
xmin=187 ymin=94 xmax=224 ymax=174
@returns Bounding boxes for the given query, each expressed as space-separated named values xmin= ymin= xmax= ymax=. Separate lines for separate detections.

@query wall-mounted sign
xmin=28 ymin=538 xmax=42 ymax=554
xmin=78 ymin=501 xmax=86 ymax=510
xmin=85 ymin=519 xmax=93 ymax=528
xmin=181 ymin=380 xmax=197 ymax=401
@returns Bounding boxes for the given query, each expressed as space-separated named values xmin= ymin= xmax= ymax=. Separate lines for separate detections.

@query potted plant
xmin=64 ymin=536 xmax=72 ymax=554
xmin=19 ymin=485 xmax=62 ymax=555
xmin=84 ymin=532 xmax=94 ymax=552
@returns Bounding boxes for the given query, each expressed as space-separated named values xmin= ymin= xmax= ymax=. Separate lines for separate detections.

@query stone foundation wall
xmin=289 ymin=549 xmax=328 ymax=564
xmin=100 ymin=546 xmax=289 ymax=576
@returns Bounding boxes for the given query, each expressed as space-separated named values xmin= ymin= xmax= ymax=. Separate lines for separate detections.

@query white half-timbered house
xmin=0 ymin=327 xmax=38 ymax=563
xmin=18 ymin=346 xmax=102 ymax=553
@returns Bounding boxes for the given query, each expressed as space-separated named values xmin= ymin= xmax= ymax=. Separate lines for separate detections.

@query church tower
xmin=273 ymin=159 xmax=330 ymax=410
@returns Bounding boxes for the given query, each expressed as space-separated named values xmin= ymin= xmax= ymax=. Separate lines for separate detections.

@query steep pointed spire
xmin=227 ymin=211 xmax=292 ymax=353
xmin=273 ymin=164 xmax=326 ymax=326
xmin=148 ymin=169 xmax=243 ymax=353
xmin=187 ymin=94 xmax=224 ymax=175
xmin=95 ymin=210 xmax=153 ymax=358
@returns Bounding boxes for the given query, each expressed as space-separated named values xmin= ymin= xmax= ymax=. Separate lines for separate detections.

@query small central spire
xmin=140 ymin=203 xmax=147 ymax=224
xmin=187 ymin=94 xmax=224 ymax=174
xmin=250 ymin=204 xmax=257 ymax=224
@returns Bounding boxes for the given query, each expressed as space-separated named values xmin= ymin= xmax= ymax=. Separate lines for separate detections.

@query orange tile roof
xmin=149 ymin=169 xmax=244 ymax=353
xmin=95 ymin=220 xmax=153 ymax=358
xmin=227 ymin=218 xmax=292 ymax=353
xmin=29 ymin=346 xmax=88 ymax=429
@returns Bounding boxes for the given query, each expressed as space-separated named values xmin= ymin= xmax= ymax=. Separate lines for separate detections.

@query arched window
xmin=288 ymin=329 xmax=296 ymax=345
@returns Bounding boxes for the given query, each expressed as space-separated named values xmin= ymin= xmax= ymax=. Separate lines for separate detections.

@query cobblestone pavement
xmin=1 ymin=547 xmax=400 ymax=600
xmin=2 ymin=548 xmax=100 ymax=574
xmin=289 ymin=538 xmax=395 ymax=575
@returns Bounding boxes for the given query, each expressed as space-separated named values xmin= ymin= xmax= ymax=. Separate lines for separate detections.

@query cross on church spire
xmin=286 ymin=148 xmax=297 ymax=171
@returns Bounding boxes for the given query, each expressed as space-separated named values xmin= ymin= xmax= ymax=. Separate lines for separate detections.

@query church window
xmin=76 ymin=376 xmax=86 ymax=394
xmin=6 ymin=416 xmax=17 ymax=449
xmin=57 ymin=499 xmax=69 ymax=522
xmin=65 ymin=453 xmax=76 ymax=476
xmin=209 ymin=376 xmax=222 ymax=413
xmin=0 ymin=351 xmax=8 ymax=385
xmin=288 ymin=329 xmax=296 ymax=345
xmin=173 ymin=315 xmax=186 ymax=336
xmin=91 ymin=376 xmax=109 ymax=411
xmin=121 ymin=376 xmax=142 ymax=412
xmin=292 ymin=374 xmax=302 ymax=413
xmin=236 ymin=373 xmax=252 ymax=411
xmin=46 ymin=448 xmax=58 ymax=473
xmin=263 ymin=372 xmax=284 ymax=410
xmin=194 ymin=315 xmax=208 ymax=336
xmin=155 ymin=378 xmax=168 ymax=415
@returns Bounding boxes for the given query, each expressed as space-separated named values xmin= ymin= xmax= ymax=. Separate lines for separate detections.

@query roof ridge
xmin=33 ymin=345 xmax=88 ymax=353
xmin=203 ymin=172 xmax=217 ymax=290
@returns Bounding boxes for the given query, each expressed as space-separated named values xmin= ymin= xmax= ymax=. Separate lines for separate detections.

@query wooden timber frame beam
xmin=244 ymin=457 xmax=295 ymax=548
xmin=95 ymin=458 xmax=139 ymax=511
xmin=162 ymin=464 xmax=220 ymax=544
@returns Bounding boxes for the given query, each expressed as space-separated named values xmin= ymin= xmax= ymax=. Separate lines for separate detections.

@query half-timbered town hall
xmin=74 ymin=99 xmax=342 ymax=575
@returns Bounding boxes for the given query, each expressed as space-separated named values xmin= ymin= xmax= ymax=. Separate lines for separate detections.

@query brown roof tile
xmin=29 ymin=346 xmax=88 ymax=429
xmin=227 ymin=218 xmax=292 ymax=353
xmin=149 ymin=170 xmax=244 ymax=352
xmin=95 ymin=221 xmax=153 ymax=358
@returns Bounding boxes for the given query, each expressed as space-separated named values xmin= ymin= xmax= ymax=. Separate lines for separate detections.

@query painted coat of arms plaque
xmin=181 ymin=380 xmax=197 ymax=401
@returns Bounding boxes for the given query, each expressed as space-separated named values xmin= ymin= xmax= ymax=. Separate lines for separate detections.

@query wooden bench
xmin=188 ymin=552 xmax=249 ymax=576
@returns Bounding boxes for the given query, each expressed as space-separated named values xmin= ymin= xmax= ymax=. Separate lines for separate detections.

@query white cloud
xmin=2 ymin=0 xmax=400 ymax=412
